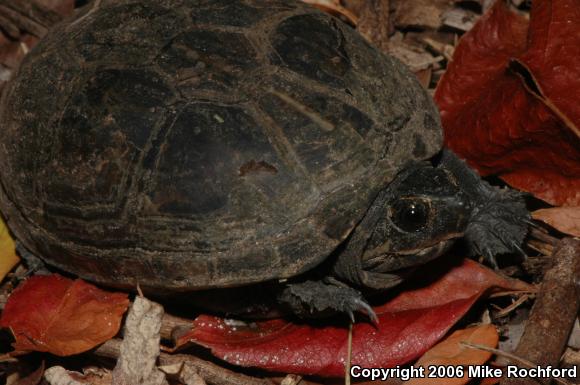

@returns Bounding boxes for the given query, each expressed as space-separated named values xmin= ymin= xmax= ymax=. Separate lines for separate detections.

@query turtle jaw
xmin=361 ymin=231 xmax=462 ymax=273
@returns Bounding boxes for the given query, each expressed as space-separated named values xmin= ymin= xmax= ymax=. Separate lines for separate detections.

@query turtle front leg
xmin=278 ymin=278 xmax=378 ymax=323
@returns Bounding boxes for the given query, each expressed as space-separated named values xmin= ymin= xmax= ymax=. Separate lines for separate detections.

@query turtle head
xmin=333 ymin=150 xmax=529 ymax=290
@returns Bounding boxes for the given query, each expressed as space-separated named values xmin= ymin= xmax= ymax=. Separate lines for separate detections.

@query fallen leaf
xmin=182 ymin=259 xmax=532 ymax=377
xmin=356 ymin=0 xmax=390 ymax=52
xmin=532 ymin=207 xmax=580 ymax=237
xmin=434 ymin=0 xmax=580 ymax=206
xmin=441 ymin=7 xmax=479 ymax=32
xmin=515 ymin=0 xmax=580 ymax=135
xmin=394 ymin=0 xmax=449 ymax=30
xmin=302 ymin=0 xmax=358 ymax=26
xmin=0 ymin=274 xmax=129 ymax=356
xmin=0 ymin=216 xmax=19 ymax=282
xmin=406 ymin=324 xmax=498 ymax=385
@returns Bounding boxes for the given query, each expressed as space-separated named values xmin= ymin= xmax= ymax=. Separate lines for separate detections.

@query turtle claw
xmin=351 ymin=297 xmax=379 ymax=325
xmin=347 ymin=310 xmax=356 ymax=324
xmin=511 ymin=241 xmax=528 ymax=260
xmin=279 ymin=280 xmax=378 ymax=324
xmin=483 ymin=249 xmax=499 ymax=269
xmin=525 ymin=219 xmax=541 ymax=229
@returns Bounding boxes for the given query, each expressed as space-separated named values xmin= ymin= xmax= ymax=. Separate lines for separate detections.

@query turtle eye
xmin=390 ymin=198 xmax=430 ymax=232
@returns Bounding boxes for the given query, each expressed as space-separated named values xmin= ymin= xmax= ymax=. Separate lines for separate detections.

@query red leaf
xmin=434 ymin=0 xmax=580 ymax=206
xmin=0 ymin=274 xmax=129 ymax=356
xmin=183 ymin=259 xmax=532 ymax=377
xmin=517 ymin=0 xmax=580 ymax=133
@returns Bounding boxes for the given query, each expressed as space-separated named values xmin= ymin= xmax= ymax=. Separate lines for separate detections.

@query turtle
xmin=0 ymin=0 xmax=528 ymax=320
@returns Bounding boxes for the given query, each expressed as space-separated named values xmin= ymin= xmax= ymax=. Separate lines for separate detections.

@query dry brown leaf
xmin=532 ymin=207 xmax=580 ymax=237
xmin=394 ymin=0 xmax=449 ymax=30
xmin=301 ymin=0 xmax=358 ymax=26
xmin=406 ymin=324 xmax=499 ymax=385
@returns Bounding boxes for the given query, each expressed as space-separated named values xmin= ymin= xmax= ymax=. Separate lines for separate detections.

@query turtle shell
xmin=0 ymin=0 xmax=442 ymax=290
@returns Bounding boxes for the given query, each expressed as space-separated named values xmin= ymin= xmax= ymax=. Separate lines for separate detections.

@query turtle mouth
xmin=362 ymin=232 xmax=462 ymax=273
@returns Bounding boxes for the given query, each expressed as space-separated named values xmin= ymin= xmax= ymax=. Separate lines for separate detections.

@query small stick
xmin=526 ymin=240 xmax=554 ymax=256
xmin=528 ymin=227 xmax=558 ymax=247
xmin=494 ymin=294 xmax=530 ymax=318
xmin=160 ymin=313 xmax=193 ymax=341
xmin=94 ymin=339 xmax=276 ymax=385
xmin=345 ymin=321 xmax=353 ymax=385
xmin=501 ymin=238 xmax=580 ymax=385
xmin=460 ymin=342 xmax=571 ymax=385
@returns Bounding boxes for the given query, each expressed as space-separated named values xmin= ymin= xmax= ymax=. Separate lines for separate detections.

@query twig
xmin=493 ymin=294 xmax=530 ymax=318
xmin=526 ymin=240 xmax=554 ymax=256
xmin=160 ymin=313 xmax=193 ymax=341
xmin=94 ymin=339 xmax=276 ymax=385
xmin=280 ymin=374 xmax=302 ymax=385
xmin=345 ymin=321 xmax=353 ymax=385
xmin=529 ymin=227 xmax=558 ymax=247
xmin=501 ymin=238 xmax=580 ymax=385
xmin=526 ymin=226 xmax=558 ymax=256
xmin=460 ymin=342 xmax=572 ymax=385
xmin=488 ymin=289 xmax=537 ymax=298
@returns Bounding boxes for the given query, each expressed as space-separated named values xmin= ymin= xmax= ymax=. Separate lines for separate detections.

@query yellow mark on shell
xmin=269 ymin=89 xmax=335 ymax=132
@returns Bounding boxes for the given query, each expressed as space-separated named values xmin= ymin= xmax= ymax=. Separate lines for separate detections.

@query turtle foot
xmin=278 ymin=279 xmax=377 ymax=324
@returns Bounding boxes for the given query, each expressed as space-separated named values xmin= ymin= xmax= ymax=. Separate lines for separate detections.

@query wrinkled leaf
xmin=516 ymin=0 xmax=580 ymax=134
xmin=532 ymin=207 xmax=580 ymax=237
xmin=0 ymin=274 xmax=129 ymax=356
xmin=406 ymin=324 xmax=498 ymax=385
xmin=0 ymin=216 xmax=19 ymax=282
xmin=434 ymin=0 xmax=580 ymax=206
xmin=183 ymin=259 xmax=532 ymax=377
xmin=393 ymin=0 xmax=448 ymax=30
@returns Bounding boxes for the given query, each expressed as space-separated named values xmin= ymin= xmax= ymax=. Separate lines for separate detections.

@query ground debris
xmin=112 ymin=296 xmax=167 ymax=385
xmin=441 ymin=7 xmax=479 ymax=31
xmin=500 ymin=238 xmax=580 ymax=385
xmin=388 ymin=40 xmax=443 ymax=72
xmin=357 ymin=0 xmax=390 ymax=52
xmin=44 ymin=367 xmax=88 ymax=385
xmin=393 ymin=0 xmax=450 ymax=30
